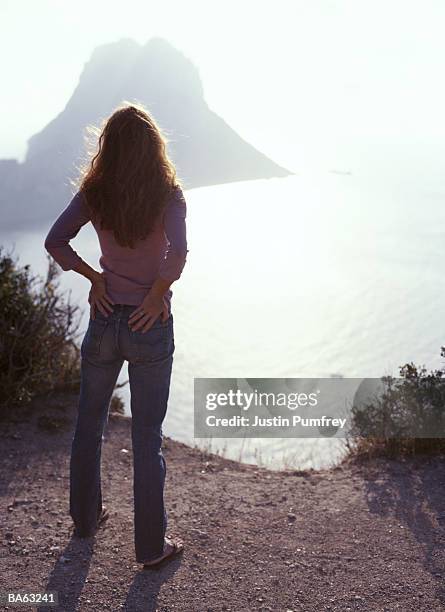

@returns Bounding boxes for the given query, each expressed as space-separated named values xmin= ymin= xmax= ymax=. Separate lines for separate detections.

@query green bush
xmin=0 ymin=245 xmax=83 ymax=416
xmin=347 ymin=354 xmax=445 ymax=459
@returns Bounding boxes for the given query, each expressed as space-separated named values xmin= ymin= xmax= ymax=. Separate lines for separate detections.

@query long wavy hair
xmin=75 ymin=101 xmax=182 ymax=248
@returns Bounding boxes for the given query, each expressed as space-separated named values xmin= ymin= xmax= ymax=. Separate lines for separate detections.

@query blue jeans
xmin=70 ymin=303 xmax=175 ymax=563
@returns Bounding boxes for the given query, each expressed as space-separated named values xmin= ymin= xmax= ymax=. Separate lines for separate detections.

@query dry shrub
xmin=0 ymin=245 xmax=83 ymax=417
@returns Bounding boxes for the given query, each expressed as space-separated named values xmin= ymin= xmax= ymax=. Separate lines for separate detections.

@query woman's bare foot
xmin=141 ymin=536 xmax=184 ymax=568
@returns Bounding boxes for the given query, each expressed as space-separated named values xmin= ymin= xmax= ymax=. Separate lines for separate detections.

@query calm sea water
xmin=3 ymin=173 xmax=445 ymax=469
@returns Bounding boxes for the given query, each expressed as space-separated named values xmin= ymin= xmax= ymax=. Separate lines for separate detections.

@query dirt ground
xmin=1 ymin=391 xmax=445 ymax=612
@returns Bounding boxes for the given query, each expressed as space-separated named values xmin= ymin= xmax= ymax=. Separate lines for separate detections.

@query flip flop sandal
xmin=72 ymin=507 xmax=110 ymax=538
xmin=97 ymin=506 xmax=110 ymax=528
xmin=142 ymin=537 xmax=184 ymax=570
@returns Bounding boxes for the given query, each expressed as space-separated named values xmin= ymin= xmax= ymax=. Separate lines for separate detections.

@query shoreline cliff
xmin=1 ymin=391 xmax=444 ymax=611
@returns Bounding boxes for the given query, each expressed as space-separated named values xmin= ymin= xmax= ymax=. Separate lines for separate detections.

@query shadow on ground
xmin=363 ymin=457 xmax=445 ymax=604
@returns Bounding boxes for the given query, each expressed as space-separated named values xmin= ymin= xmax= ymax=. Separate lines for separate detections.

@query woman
xmin=44 ymin=102 xmax=188 ymax=568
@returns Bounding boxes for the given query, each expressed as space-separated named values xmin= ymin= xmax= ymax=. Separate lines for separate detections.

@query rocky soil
xmin=1 ymin=392 xmax=445 ymax=611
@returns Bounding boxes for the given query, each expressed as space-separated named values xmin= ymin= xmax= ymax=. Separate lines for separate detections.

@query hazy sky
xmin=2 ymin=0 xmax=445 ymax=183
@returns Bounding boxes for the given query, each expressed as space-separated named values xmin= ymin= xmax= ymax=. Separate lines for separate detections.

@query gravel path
xmin=1 ymin=392 xmax=445 ymax=611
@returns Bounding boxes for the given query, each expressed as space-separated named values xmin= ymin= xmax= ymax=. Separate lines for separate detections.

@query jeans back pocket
xmin=130 ymin=317 xmax=173 ymax=363
xmin=81 ymin=317 xmax=109 ymax=356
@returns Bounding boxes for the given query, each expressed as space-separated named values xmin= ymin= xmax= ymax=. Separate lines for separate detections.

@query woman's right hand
xmin=128 ymin=291 xmax=169 ymax=332
xmin=88 ymin=272 xmax=115 ymax=319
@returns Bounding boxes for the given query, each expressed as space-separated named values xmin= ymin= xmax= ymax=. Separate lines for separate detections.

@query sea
xmin=2 ymin=172 xmax=444 ymax=469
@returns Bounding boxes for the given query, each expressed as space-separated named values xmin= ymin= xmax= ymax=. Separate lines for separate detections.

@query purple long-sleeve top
xmin=44 ymin=186 xmax=188 ymax=311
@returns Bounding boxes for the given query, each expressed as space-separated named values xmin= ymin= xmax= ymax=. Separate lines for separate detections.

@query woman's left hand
xmin=88 ymin=272 xmax=115 ymax=319
xmin=128 ymin=292 xmax=169 ymax=332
